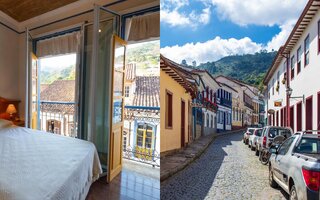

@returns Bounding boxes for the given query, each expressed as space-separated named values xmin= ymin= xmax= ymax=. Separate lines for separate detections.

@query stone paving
xmin=160 ymin=131 xmax=289 ymax=200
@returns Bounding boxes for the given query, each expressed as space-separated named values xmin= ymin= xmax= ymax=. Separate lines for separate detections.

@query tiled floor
xmin=86 ymin=160 xmax=160 ymax=200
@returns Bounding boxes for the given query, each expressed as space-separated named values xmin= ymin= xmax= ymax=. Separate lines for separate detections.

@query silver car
xmin=256 ymin=126 xmax=293 ymax=157
xmin=248 ymin=128 xmax=262 ymax=151
xmin=269 ymin=132 xmax=320 ymax=200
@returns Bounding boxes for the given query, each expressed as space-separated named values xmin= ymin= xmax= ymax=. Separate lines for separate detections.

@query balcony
xmin=216 ymin=97 xmax=232 ymax=108
xmin=244 ymin=102 xmax=254 ymax=110
xmin=32 ymin=101 xmax=76 ymax=137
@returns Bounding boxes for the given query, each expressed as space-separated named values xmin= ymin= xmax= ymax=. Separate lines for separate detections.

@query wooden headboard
xmin=0 ymin=97 xmax=20 ymax=120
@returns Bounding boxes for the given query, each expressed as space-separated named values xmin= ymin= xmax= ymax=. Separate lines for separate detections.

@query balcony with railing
xmin=33 ymin=101 xmax=76 ymax=137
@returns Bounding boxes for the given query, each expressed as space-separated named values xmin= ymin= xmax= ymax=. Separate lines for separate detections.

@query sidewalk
xmin=160 ymin=129 xmax=246 ymax=182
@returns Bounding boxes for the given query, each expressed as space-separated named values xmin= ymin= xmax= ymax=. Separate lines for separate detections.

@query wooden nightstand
xmin=12 ymin=120 xmax=25 ymax=127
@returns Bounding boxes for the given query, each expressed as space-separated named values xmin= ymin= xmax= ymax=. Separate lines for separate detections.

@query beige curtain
xmin=125 ymin=12 xmax=160 ymax=41
xmin=36 ymin=31 xmax=80 ymax=58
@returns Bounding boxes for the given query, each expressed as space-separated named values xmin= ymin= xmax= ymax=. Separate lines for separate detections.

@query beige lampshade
xmin=6 ymin=104 xmax=17 ymax=114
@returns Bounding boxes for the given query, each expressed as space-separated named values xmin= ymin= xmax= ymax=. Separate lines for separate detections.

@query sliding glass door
xmin=80 ymin=5 xmax=123 ymax=182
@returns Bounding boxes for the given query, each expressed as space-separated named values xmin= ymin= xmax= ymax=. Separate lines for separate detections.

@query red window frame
xmin=166 ymin=90 xmax=173 ymax=129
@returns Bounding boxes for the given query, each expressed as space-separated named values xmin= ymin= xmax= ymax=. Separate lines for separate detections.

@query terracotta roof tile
xmin=132 ymin=76 xmax=160 ymax=108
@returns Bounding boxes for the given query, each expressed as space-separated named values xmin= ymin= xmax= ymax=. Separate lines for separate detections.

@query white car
xmin=248 ymin=128 xmax=262 ymax=151
xmin=243 ymin=128 xmax=257 ymax=145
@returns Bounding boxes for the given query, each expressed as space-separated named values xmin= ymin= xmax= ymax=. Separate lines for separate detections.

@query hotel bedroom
xmin=0 ymin=0 xmax=160 ymax=199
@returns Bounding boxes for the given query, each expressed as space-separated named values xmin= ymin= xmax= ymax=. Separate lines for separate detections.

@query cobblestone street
xmin=161 ymin=131 xmax=289 ymax=200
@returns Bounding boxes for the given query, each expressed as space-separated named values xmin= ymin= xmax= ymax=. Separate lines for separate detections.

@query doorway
xmin=290 ymin=106 xmax=294 ymax=131
xmin=35 ymin=54 xmax=78 ymax=137
xmin=297 ymin=102 xmax=302 ymax=131
xmin=181 ymin=100 xmax=185 ymax=148
xmin=306 ymin=96 xmax=313 ymax=131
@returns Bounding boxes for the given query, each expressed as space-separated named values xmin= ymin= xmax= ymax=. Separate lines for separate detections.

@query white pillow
xmin=0 ymin=119 xmax=13 ymax=129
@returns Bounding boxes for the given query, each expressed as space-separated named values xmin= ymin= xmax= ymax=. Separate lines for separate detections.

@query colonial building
xmin=263 ymin=0 xmax=320 ymax=132
xmin=160 ymin=55 xmax=197 ymax=154
xmin=39 ymin=80 xmax=76 ymax=137
xmin=191 ymin=70 xmax=219 ymax=137
xmin=215 ymin=82 xmax=233 ymax=132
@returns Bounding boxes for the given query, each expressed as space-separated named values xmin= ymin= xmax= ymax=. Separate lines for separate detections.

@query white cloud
xmin=266 ymin=20 xmax=297 ymax=51
xmin=161 ymin=0 xmax=211 ymax=28
xmin=161 ymin=37 xmax=263 ymax=64
xmin=207 ymin=0 xmax=308 ymax=51
xmin=209 ymin=0 xmax=307 ymax=27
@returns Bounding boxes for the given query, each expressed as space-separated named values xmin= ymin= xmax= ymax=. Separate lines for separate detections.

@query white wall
xmin=0 ymin=24 xmax=19 ymax=100
xmin=267 ymin=10 xmax=320 ymax=132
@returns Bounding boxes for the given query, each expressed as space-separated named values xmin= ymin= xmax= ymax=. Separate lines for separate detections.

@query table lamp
xmin=6 ymin=104 xmax=17 ymax=120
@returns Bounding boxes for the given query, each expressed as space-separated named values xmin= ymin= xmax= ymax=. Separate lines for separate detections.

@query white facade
xmin=265 ymin=7 xmax=320 ymax=132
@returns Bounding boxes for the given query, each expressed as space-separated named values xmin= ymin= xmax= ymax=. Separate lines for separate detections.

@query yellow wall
xmin=232 ymin=98 xmax=242 ymax=127
xmin=160 ymin=70 xmax=191 ymax=153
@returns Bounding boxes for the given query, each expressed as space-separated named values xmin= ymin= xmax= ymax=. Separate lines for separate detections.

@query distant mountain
xmin=189 ymin=51 xmax=277 ymax=91
xmin=40 ymin=65 xmax=75 ymax=84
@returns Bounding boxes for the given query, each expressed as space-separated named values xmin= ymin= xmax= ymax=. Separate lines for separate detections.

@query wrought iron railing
xmin=33 ymin=101 xmax=76 ymax=137
xmin=123 ymin=145 xmax=160 ymax=167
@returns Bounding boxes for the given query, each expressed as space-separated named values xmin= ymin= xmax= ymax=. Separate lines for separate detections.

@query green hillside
xmin=194 ymin=51 xmax=277 ymax=91
xmin=40 ymin=65 xmax=75 ymax=84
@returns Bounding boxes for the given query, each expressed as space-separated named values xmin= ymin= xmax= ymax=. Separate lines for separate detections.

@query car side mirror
xmin=269 ymin=145 xmax=279 ymax=154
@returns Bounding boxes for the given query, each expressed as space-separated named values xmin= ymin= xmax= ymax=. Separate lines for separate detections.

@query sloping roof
xmin=191 ymin=69 xmax=222 ymax=87
xmin=216 ymin=75 xmax=257 ymax=95
xmin=41 ymin=80 xmax=75 ymax=102
xmin=216 ymin=81 xmax=238 ymax=93
xmin=40 ymin=80 xmax=75 ymax=114
xmin=132 ymin=76 xmax=160 ymax=108
xmin=126 ymin=63 xmax=136 ymax=82
xmin=160 ymin=54 xmax=197 ymax=97
xmin=263 ymin=0 xmax=320 ymax=84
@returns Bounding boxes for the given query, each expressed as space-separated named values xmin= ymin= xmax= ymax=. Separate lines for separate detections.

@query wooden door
xmin=108 ymin=35 xmax=126 ymax=182
xmin=297 ymin=102 xmax=302 ymax=131
xmin=306 ymin=96 xmax=313 ymax=131
xmin=181 ymin=100 xmax=185 ymax=147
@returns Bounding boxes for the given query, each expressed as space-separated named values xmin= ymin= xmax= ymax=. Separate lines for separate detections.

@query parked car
xmin=269 ymin=131 xmax=320 ymax=200
xmin=256 ymin=126 xmax=293 ymax=157
xmin=248 ymin=128 xmax=262 ymax=150
xmin=243 ymin=128 xmax=257 ymax=145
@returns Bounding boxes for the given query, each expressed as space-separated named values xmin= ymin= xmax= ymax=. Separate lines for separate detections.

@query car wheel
xmin=290 ymin=185 xmax=298 ymax=200
xmin=248 ymin=143 xmax=251 ymax=148
xmin=251 ymin=145 xmax=255 ymax=151
xmin=269 ymin=167 xmax=278 ymax=188
xmin=255 ymin=147 xmax=259 ymax=156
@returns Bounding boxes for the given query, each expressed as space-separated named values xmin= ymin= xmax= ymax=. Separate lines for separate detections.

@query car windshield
xmin=248 ymin=129 xmax=255 ymax=135
xmin=268 ymin=128 xmax=291 ymax=138
xmin=255 ymin=129 xmax=262 ymax=136
xmin=295 ymin=137 xmax=320 ymax=154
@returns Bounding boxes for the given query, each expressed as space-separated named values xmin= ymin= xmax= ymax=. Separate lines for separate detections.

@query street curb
xmin=160 ymin=129 xmax=246 ymax=182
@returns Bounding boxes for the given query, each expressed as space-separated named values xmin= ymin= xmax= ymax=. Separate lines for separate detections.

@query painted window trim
xmin=165 ymin=89 xmax=173 ymax=129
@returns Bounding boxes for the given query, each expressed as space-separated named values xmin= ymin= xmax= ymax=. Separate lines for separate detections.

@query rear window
xmin=255 ymin=129 xmax=262 ymax=136
xmin=295 ymin=138 xmax=320 ymax=154
xmin=268 ymin=128 xmax=292 ymax=138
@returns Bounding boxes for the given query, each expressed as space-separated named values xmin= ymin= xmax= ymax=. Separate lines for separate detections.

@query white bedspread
xmin=0 ymin=126 xmax=102 ymax=200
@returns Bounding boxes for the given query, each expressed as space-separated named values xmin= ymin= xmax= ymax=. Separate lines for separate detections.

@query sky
xmin=39 ymin=54 xmax=76 ymax=71
xmin=160 ymin=0 xmax=308 ymax=65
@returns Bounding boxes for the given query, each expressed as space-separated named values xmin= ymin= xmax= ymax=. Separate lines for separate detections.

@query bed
xmin=0 ymin=119 xmax=102 ymax=200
